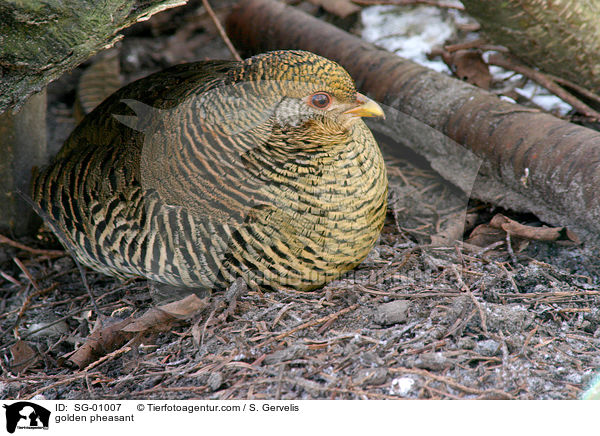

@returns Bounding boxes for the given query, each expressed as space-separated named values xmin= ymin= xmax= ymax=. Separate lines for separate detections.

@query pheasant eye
xmin=310 ymin=92 xmax=331 ymax=109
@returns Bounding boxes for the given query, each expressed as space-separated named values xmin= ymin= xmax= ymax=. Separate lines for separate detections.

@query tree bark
xmin=461 ymin=0 xmax=600 ymax=94
xmin=0 ymin=0 xmax=187 ymax=115
xmin=0 ymin=91 xmax=47 ymax=235
xmin=226 ymin=0 xmax=600 ymax=246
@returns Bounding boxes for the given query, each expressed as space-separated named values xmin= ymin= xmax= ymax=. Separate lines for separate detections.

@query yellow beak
xmin=343 ymin=93 xmax=385 ymax=119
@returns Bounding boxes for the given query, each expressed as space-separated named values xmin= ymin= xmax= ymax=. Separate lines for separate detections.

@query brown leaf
xmin=466 ymin=223 xmax=514 ymax=248
xmin=442 ymin=49 xmax=492 ymax=90
xmin=308 ymin=0 xmax=360 ymax=18
xmin=123 ymin=294 xmax=209 ymax=332
xmin=490 ymin=214 xmax=580 ymax=244
xmin=10 ymin=340 xmax=39 ymax=373
xmin=467 ymin=213 xmax=580 ymax=249
xmin=65 ymin=294 xmax=209 ymax=369
xmin=65 ymin=318 xmax=134 ymax=370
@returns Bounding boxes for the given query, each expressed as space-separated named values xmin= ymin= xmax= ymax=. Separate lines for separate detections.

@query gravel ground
xmin=2 ymin=0 xmax=599 ymax=400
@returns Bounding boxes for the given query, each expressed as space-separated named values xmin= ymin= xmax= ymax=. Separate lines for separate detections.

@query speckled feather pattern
xmin=32 ymin=51 xmax=388 ymax=291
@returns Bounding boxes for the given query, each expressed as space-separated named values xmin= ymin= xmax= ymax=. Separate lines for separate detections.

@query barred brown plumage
xmin=32 ymin=50 xmax=388 ymax=292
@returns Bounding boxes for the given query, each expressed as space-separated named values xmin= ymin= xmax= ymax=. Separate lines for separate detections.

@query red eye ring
xmin=309 ymin=92 xmax=332 ymax=109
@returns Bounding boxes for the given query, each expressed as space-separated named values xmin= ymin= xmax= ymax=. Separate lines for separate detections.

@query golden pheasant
xmin=32 ymin=50 xmax=387 ymax=292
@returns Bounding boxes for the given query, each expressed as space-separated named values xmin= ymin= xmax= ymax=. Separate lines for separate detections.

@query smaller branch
xmin=452 ymin=265 xmax=489 ymax=336
xmin=74 ymin=255 xmax=105 ymax=319
xmin=487 ymin=53 xmax=600 ymax=120
xmin=83 ymin=345 xmax=132 ymax=372
xmin=0 ymin=234 xmax=65 ymax=258
xmin=352 ymin=0 xmax=464 ymax=9
xmin=521 ymin=325 xmax=539 ymax=355
xmin=272 ymin=302 xmax=294 ymax=328
xmin=13 ymin=257 xmax=41 ymax=293
xmin=202 ymin=0 xmax=242 ymax=61
xmin=546 ymin=73 xmax=600 ymax=108
xmin=16 ymin=283 xmax=59 ymax=328
xmin=257 ymin=304 xmax=359 ymax=348
xmin=505 ymin=232 xmax=518 ymax=265
xmin=25 ymin=373 xmax=89 ymax=400
xmin=443 ymin=39 xmax=508 ymax=53
xmin=0 ymin=271 xmax=22 ymax=287
xmin=390 ymin=367 xmax=515 ymax=399
xmin=497 ymin=262 xmax=519 ymax=293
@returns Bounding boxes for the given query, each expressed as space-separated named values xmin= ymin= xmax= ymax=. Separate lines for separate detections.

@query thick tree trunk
xmin=0 ymin=0 xmax=187 ymax=235
xmin=226 ymin=0 xmax=600 ymax=246
xmin=0 ymin=91 xmax=47 ymax=235
xmin=0 ymin=0 xmax=186 ymax=115
xmin=461 ymin=0 xmax=600 ymax=94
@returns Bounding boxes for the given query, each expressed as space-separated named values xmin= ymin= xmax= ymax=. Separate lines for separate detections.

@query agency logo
xmin=3 ymin=402 xmax=50 ymax=434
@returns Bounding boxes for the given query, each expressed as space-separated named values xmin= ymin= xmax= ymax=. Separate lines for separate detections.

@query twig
xmin=546 ymin=73 xmax=600 ymax=107
xmin=16 ymin=283 xmax=59 ymax=328
xmin=25 ymin=373 xmax=89 ymax=399
xmin=117 ymin=385 xmax=211 ymax=397
xmin=202 ymin=0 xmax=242 ymax=61
xmin=0 ymin=281 xmax=137 ymax=321
xmin=443 ymin=39 xmax=508 ymax=53
xmin=0 ymin=234 xmax=65 ymax=258
xmin=390 ymin=367 xmax=515 ymax=399
xmin=0 ymin=270 xmax=22 ymax=286
xmin=12 ymin=257 xmax=42 ymax=292
xmin=218 ymin=277 xmax=247 ymax=322
xmin=424 ymin=384 xmax=463 ymax=400
xmin=401 ymin=339 xmax=447 ymax=356
xmin=505 ymin=231 xmax=518 ymax=265
xmin=73 ymin=256 xmax=105 ymax=320
xmin=351 ymin=0 xmax=464 ymax=9
xmin=271 ymin=302 xmax=294 ymax=328
xmin=199 ymin=304 xmax=218 ymax=348
xmin=558 ymin=307 xmax=591 ymax=313
xmin=4 ymin=301 xmax=125 ymax=348
xmin=487 ymin=53 xmax=600 ymax=120
xmin=316 ymin=317 xmax=337 ymax=335
xmin=497 ymin=262 xmax=520 ymax=293
xmin=83 ymin=346 xmax=132 ymax=372
xmin=452 ymin=265 xmax=489 ymax=336
xmin=521 ymin=325 xmax=538 ymax=355
xmin=275 ymin=363 xmax=285 ymax=400
xmin=257 ymin=304 xmax=359 ymax=348
xmin=475 ymin=240 xmax=505 ymax=257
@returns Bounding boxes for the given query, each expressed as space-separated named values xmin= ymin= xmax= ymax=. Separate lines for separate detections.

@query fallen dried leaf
xmin=66 ymin=294 xmax=209 ymax=369
xmin=466 ymin=223 xmax=517 ymax=249
xmin=308 ymin=0 xmax=360 ymax=18
xmin=442 ymin=49 xmax=492 ymax=90
xmin=490 ymin=214 xmax=580 ymax=244
xmin=65 ymin=318 xmax=134 ymax=369
xmin=123 ymin=294 xmax=209 ymax=332
xmin=467 ymin=213 xmax=580 ymax=249
xmin=10 ymin=340 xmax=39 ymax=373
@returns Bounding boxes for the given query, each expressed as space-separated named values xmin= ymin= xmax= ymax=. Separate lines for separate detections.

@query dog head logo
xmin=3 ymin=402 xmax=50 ymax=433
